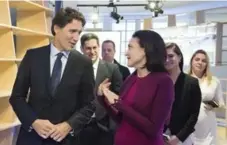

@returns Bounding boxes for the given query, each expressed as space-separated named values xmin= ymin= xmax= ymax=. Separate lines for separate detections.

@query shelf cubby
xmin=15 ymin=36 xmax=50 ymax=59
xmin=0 ymin=29 xmax=15 ymax=60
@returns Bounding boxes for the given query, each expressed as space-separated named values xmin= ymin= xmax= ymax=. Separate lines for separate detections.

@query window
xmin=152 ymin=22 xmax=167 ymax=28
xmin=121 ymin=31 xmax=126 ymax=41
xmin=120 ymin=52 xmax=127 ymax=65
xmin=84 ymin=22 xmax=103 ymax=29
xmin=126 ymin=21 xmax=136 ymax=30
xmin=176 ymin=22 xmax=187 ymax=26
xmin=120 ymin=42 xmax=128 ymax=53
xmin=112 ymin=21 xmax=126 ymax=31
xmin=112 ymin=20 xmax=136 ymax=66
xmin=126 ymin=31 xmax=134 ymax=41
xmin=85 ymin=22 xmax=94 ymax=29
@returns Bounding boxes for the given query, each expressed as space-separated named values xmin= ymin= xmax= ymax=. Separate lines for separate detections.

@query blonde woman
xmin=189 ymin=49 xmax=225 ymax=145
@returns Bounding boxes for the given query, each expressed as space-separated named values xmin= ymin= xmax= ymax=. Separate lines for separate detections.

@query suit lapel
xmin=95 ymin=60 xmax=108 ymax=91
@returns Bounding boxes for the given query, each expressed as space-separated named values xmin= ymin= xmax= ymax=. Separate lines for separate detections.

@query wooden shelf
xmin=0 ymin=24 xmax=12 ymax=30
xmin=0 ymin=1 xmax=11 ymax=25
xmin=0 ymin=62 xmax=17 ymax=91
xmin=0 ymin=26 xmax=15 ymax=59
xmin=0 ymin=24 xmax=53 ymax=37
xmin=0 ymin=58 xmax=21 ymax=62
xmin=12 ymin=26 xmax=52 ymax=37
xmin=16 ymin=36 xmax=50 ymax=59
xmin=9 ymin=0 xmax=53 ymax=14
xmin=0 ymin=0 xmax=52 ymax=144
xmin=0 ymin=91 xmax=11 ymax=98
xmin=0 ymin=119 xmax=20 ymax=132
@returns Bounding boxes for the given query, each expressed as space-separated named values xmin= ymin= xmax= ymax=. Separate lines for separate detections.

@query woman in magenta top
xmin=97 ymin=30 xmax=175 ymax=145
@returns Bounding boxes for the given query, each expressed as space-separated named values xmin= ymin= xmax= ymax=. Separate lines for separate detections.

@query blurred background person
xmin=98 ymin=30 xmax=175 ymax=145
xmin=189 ymin=49 xmax=225 ymax=145
xmin=102 ymin=40 xmax=130 ymax=81
xmin=80 ymin=33 xmax=122 ymax=145
xmin=164 ymin=42 xmax=201 ymax=145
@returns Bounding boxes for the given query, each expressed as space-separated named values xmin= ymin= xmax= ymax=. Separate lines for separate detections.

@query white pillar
xmin=196 ymin=10 xmax=205 ymax=24
xmin=135 ymin=19 xmax=141 ymax=31
xmin=103 ymin=16 xmax=112 ymax=31
xmin=167 ymin=15 xmax=176 ymax=27
xmin=188 ymin=10 xmax=205 ymax=25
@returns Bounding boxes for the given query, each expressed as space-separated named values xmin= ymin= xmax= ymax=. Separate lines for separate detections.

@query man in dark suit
xmin=79 ymin=33 xmax=122 ymax=145
xmin=102 ymin=40 xmax=131 ymax=81
xmin=9 ymin=7 xmax=95 ymax=145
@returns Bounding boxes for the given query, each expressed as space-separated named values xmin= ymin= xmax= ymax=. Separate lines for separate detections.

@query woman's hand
xmin=102 ymin=88 xmax=119 ymax=104
xmin=166 ymin=135 xmax=180 ymax=145
xmin=97 ymin=78 xmax=111 ymax=96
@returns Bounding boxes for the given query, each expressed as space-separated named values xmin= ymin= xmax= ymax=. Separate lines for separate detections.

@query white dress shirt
xmin=93 ymin=58 xmax=99 ymax=79
xmin=50 ymin=44 xmax=70 ymax=78
xmin=91 ymin=58 xmax=100 ymax=118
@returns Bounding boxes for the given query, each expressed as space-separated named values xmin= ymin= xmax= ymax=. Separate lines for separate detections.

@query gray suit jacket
xmin=94 ymin=60 xmax=122 ymax=130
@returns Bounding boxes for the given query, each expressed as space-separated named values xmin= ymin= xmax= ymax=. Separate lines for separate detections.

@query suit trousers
xmin=79 ymin=120 xmax=114 ymax=145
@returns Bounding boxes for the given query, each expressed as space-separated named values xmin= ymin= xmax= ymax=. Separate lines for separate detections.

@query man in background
xmin=80 ymin=33 xmax=122 ymax=145
xmin=102 ymin=40 xmax=130 ymax=81
xmin=10 ymin=7 xmax=95 ymax=145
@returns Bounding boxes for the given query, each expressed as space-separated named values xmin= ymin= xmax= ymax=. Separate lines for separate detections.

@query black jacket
xmin=164 ymin=72 xmax=201 ymax=142
xmin=114 ymin=59 xmax=130 ymax=81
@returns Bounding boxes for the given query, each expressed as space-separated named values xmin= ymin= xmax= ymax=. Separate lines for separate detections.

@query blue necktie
xmin=50 ymin=52 xmax=63 ymax=96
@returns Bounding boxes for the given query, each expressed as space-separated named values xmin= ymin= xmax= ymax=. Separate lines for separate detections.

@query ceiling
xmin=62 ymin=1 xmax=227 ymax=22
xmin=63 ymin=0 xmax=203 ymax=15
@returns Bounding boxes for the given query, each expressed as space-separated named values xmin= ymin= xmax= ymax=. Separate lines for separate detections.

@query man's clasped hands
xmin=32 ymin=119 xmax=72 ymax=142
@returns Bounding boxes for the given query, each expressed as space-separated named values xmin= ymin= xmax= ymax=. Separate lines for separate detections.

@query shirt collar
xmin=93 ymin=58 xmax=100 ymax=69
xmin=50 ymin=43 xmax=70 ymax=58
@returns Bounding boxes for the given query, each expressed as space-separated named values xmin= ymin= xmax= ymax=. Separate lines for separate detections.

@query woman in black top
xmin=164 ymin=42 xmax=202 ymax=145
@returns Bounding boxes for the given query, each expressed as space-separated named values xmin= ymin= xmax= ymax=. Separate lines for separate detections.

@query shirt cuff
xmin=70 ymin=129 xmax=74 ymax=136
xmin=28 ymin=126 xmax=33 ymax=132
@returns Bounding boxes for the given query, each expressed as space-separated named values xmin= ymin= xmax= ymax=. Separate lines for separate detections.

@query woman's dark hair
xmin=132 ymin=30 xmax=167 ymax=72
xmin=165 ymin=42 xmax=184 ymax=71
xmin=51 ymin=7 xmax=86 ymax=35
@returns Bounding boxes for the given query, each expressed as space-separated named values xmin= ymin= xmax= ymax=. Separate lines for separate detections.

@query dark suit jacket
xmin=114 ymin=59 xmax=130 ymax=81
xmin=79 ymin=60 xmax=122 ymax=145
xmin=95 ymin=60 xmax=122 ymax=123
xmin=164 ymin=72 xmax=202 ymax=142
xmin=99 ymin=71 xmax=174 ymax=141
xmin=9 ymin=45 xmax=96 ymax=145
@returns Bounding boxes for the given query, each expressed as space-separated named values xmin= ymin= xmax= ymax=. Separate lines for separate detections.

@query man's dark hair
xmin=102 ymin=40 xmax=116 ymax=51
xmin=51 ymin=7 xmax=86 ymax=35
xmin=80 ymin=33 xmax=99 ymax=47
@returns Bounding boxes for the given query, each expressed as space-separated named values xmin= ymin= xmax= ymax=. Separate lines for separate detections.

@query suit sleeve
xmin=9 ymin=50 xmax=38 ymax=131
xmin=96 ymin=64 xmax=123 ymax=123
xmin=114 ymin=76 xmax=174 ymax=138
xmin=110 ymin=64 xmax=123 ymax=95
xmin=176 ymin=79 xmax=202 ymax=142
xmin=67 ymin=59 xmax=96 ymax=135
xmin=123 ymin=67 xmax=131 ymax=81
